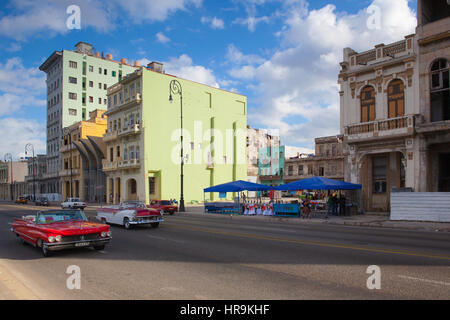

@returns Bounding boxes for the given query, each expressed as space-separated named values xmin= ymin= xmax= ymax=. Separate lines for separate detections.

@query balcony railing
xmin=103 ymin=130 xmax=118 ymax=142
xmin=59 ymin=169 xmax=80 ymax=177
xmin=102 ymin=159 xmax=119 ymax=172
xmin=118 ymin=123 xmax=141 ymax=136
xmin=59 ymin=144 xmax=75 ymax=153
xmin=345 ymin=115 xmax=415 ymax=141
xmin=352 ymin=37 xmax=412 ymax=67
xmin=118 ymin=158 xmax=141 ymax=169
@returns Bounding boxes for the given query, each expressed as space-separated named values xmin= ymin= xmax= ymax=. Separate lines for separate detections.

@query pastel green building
xmin=39 ymin=42 xmax=138 ymax=196
xmin=103 ymin=64 xmax=247 ymax=204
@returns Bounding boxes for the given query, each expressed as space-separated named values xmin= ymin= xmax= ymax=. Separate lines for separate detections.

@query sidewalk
xmin=179 ymin=205 xmax=450 ymax=233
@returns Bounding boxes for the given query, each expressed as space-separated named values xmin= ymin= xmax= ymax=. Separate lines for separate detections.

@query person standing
xmin=327 ymin=196 xmax=333 ymax=218
xmin=332 ymin=194 xmax=338 ymax=216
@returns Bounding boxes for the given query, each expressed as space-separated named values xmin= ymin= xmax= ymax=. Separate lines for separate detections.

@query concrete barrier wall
xmin=390 ymin=192 xmax=450 ymax=222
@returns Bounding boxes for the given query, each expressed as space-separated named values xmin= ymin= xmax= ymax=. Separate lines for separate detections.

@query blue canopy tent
xmin=275 ymin=177 xmax=362 ymax=216
xmin=204 ymin=180 xmax=273 ymax=214
xmin=275 ymin=177 xmax=362 ymax=191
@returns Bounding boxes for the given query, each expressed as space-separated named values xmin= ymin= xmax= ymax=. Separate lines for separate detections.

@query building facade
xmin=25 ymin=155 xmax=47 ymax=200
xmin=284 ymin=135 xmax=344 ymax=184
xmin=0 ymin=160 xmax=28 ymax=200
xmin=39 ymin=42 xmax=138 ymax=196
xmin=339 ymin=0 xmax=449 ymax=212
xmin=60 ymin=109 xmax=107 ymax=202
xmin=258 ymin=145 xmax=285 ymax=186
xmin=104 ymin=65 xmax=247 ymax=204
xmin=415 ymin=0 xmax=450 ymax=193
xmin=246 ymin=126 xmax=280 ymax=182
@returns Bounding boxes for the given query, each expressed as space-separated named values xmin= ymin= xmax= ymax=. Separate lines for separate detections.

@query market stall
xmin=275 ymin=177 xmax=362 ymax=216
xmin=203 ymin=180 xmax=273 ymax=215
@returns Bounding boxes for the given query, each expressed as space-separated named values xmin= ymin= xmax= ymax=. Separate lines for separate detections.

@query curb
xmin=177 ymin=211 xmax=450 ymax=233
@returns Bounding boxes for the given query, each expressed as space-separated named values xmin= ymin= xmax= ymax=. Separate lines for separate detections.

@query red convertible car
xmin=148 ymin=200 xmax=178 ymax=215
xmin=11 ymin=209 xmax=111 ymax=257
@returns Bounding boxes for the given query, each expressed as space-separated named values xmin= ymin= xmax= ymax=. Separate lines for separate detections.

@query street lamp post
xmin=25 ymin=144 xmax=35 ymax=202
xmin=4 ymin=153 xmax=13 ymax=201
xmin=169 ymin=79 xmax=185 ymax=212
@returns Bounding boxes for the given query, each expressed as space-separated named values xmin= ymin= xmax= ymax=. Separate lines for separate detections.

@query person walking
xmin=301 ymin=197 xmax=312 ymax=219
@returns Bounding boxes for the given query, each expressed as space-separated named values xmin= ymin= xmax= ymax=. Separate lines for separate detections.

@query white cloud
xmin=201 ymin=16 xmax=225 ymax=29
xmin=0 ymin=0 xmax=203 ymax=40
xmin=115 ymin=0 xmax=202 ymax=22
xmin=0 ymin=0 xmax=113 ymax=40
xmin=0 ymin=117 xmax=46 ymax=158
xmin=156 ymin=32 xmax=171 ymax=44
xmin=0 ymin=57 xmax=46 ymax=116
xmin=164 ymin=54 xmax=220 ymax=88
xmin=233 ymin=15 xmax=270 ymax=32
xmin=6 ymin=43 xmax=22 ymax=52
xmin=226 ymin=44 xmax=265 ymax=65
xmin=228 ymin=0 xmax=417 ymax=148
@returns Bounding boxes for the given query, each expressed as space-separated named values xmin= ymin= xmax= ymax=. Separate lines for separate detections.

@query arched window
xmin=361 ymin=86 xmax=376 ymax=123
xmin=388 ymin=79 xmax=405 ymax=118
xmin=430 ymin=59 xmax=449 ymax=122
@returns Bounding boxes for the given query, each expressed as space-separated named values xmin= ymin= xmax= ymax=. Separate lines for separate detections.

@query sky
xmin=0 ymin=0 xmax=418 ymax=159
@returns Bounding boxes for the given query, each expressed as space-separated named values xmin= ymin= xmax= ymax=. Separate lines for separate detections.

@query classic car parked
xmin=11 ymin=209 xmax=111 ymax=257
xmin=15 ymin=196 xmax=28 ymax=204
xmin=148 ymin=200 xmax=178 ymax=215
xmin=61 ymin=198 xmax=86 ymax=209
xmin=97 ymin=200 xmax=164 ymax=229
xmin=35 ymin=197 xmax=50 ymax=206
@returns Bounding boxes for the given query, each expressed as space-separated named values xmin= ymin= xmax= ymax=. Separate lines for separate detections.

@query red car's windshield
xmin=160 ymin=201 xmax=172 ymax=205
xmin=36 ymin=210 xmax=87 ymax=224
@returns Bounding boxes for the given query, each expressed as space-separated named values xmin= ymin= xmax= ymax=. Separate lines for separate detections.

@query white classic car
xmin=61 ymin=198 xmax=87 ymax=209
xmin=96 ymin=200 xmax=164 ymax=229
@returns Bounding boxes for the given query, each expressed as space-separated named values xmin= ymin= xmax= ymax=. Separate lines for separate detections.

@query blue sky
xmin=0 ymin=0 xmax=418 ymax=158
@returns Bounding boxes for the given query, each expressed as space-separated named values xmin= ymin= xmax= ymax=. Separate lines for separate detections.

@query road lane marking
xmin=165 ymin=224 xmax=450 ymax=261
xmin=398 ymin=275 xmax=450 ymax=286
xmin=146 ymin=234 xmax=186 ymax=244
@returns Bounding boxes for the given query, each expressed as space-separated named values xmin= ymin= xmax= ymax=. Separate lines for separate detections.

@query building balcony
xmin=118 ymin=123 xmax=141 ymax=137
xmin=107 ymin=93 xmax=142 ymax=115
xmin=344 ymin=115 xmax=416 ymax=143
xmin=259 ymin=175 xmax=283 ymax=181
xmin=102 ymin=159 xmax=119 ymax=172
xmin=417 ymin=16 xmax=450 ymax=45
xmin=59 ymin=169 xmax=80 ymax=177
xmin=103 ymin=130 xmax=118 ymax=142
xmin=118 ymin=158 xmax=141 ymax=169
xmin=59 ymin=144 xmax=75 ymax=153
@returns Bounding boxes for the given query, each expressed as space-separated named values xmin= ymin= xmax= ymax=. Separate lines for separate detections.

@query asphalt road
xmin=0 ymin=203 xmax=449 ymax=300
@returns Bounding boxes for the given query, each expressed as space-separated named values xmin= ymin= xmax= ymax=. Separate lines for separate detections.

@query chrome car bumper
xmin=44 ymin=237 xmax=111 ymax=251
xmin=129 ymin=217 xmax=164 ymax=225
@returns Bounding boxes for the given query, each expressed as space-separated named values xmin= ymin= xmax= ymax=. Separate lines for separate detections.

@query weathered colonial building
xmin=284 ymin=135 xmax=344 ymax=184
xmin=246 ymin=126 xmax=280 ymax=182
xmin=0 ymin=160 xmax=28 ymax=201
xmin=339 ymin=0 xmax=449 ymax=212
xmin=60 ymin=109 xmax=107 ymax=202
xmin=415 ymin=0 xmax=450 ymax=193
